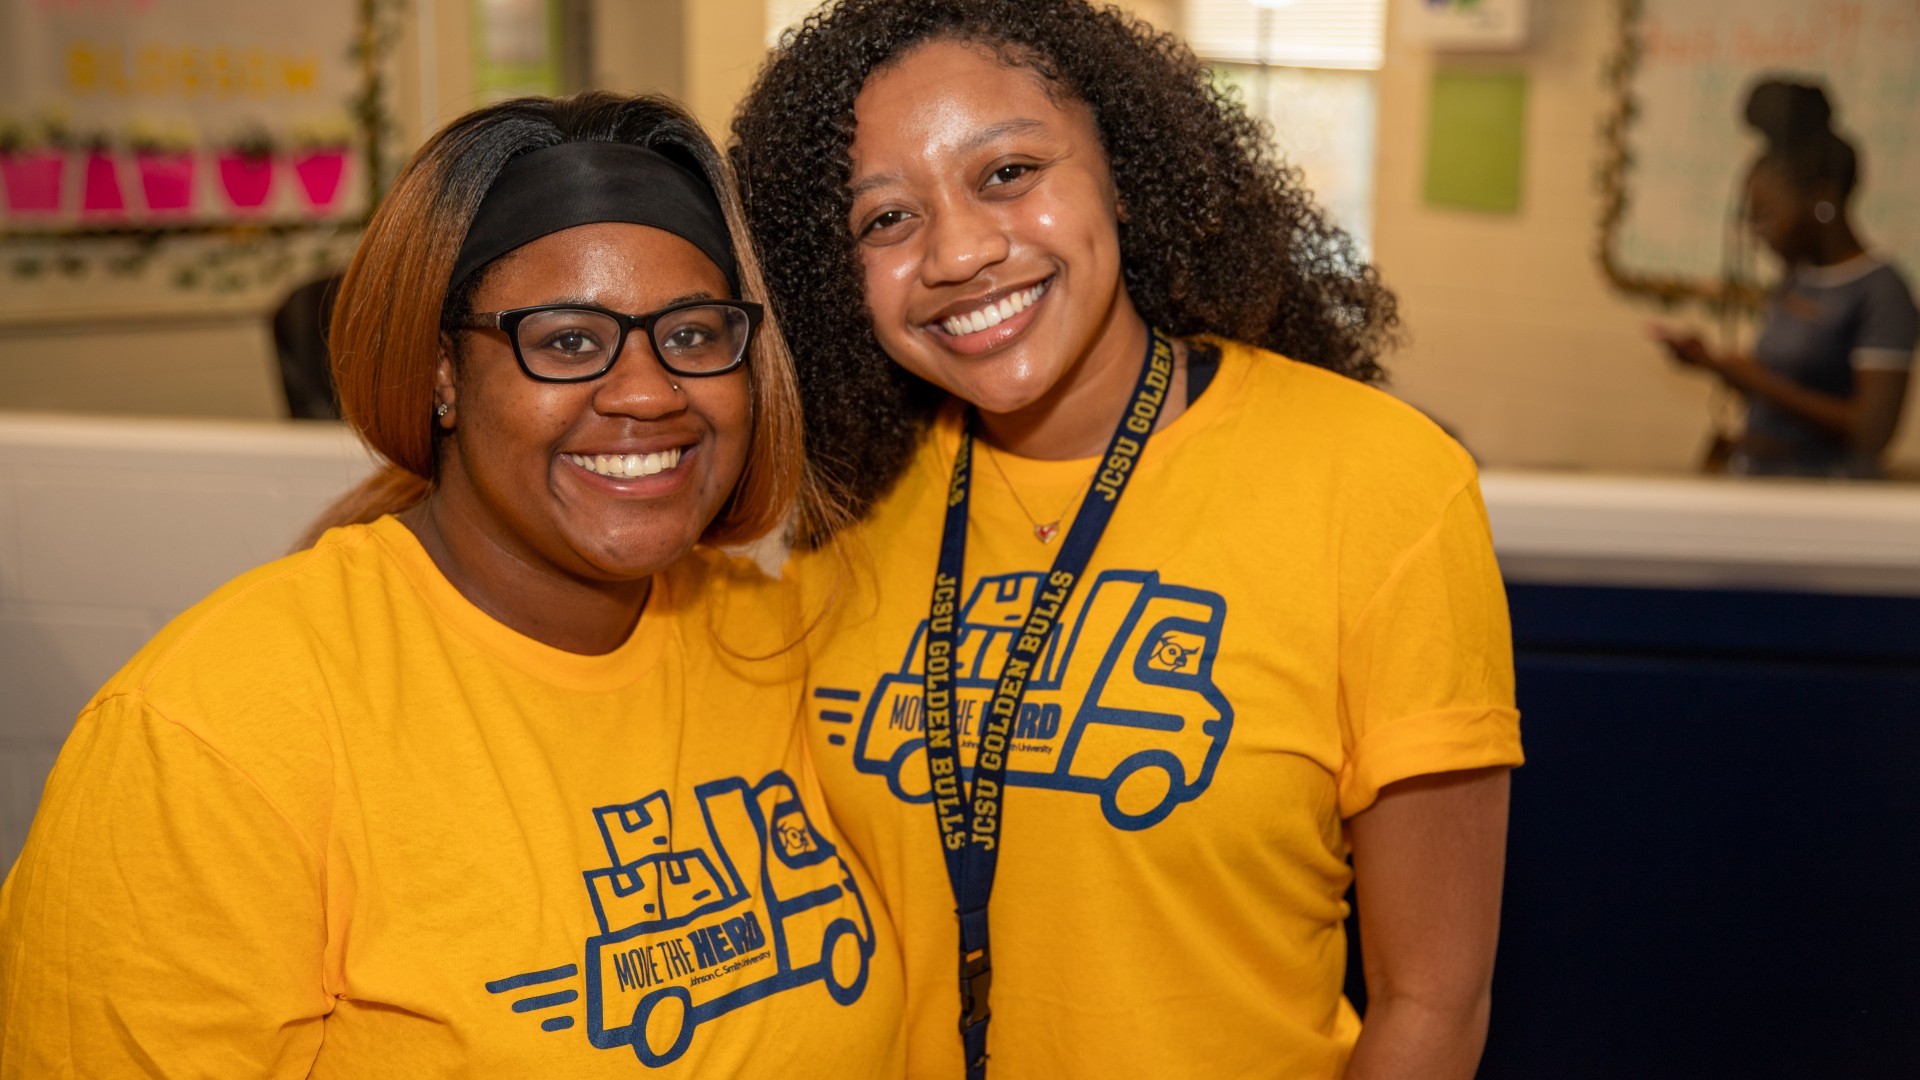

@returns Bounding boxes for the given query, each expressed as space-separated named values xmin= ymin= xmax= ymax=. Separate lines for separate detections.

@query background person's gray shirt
xmin=1741 ymin=253 xmax=1919 ymax=477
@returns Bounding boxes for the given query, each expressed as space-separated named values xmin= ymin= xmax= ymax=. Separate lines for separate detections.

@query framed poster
xmin=0 ymin=0 xmax=399 ymax=300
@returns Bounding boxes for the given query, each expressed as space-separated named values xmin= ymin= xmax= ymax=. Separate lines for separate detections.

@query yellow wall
xmin=1371 ymin=0 xmax=1919 ymax=474
xmin=588 ymin=0 xmax=766 ymax=141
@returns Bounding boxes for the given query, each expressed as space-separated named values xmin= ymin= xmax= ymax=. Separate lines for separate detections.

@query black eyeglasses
xmin=455 ymin=298 xmax=763 ymax=382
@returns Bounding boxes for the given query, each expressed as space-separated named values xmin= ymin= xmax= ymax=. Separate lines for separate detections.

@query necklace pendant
xmin=1033 ymin=521 xmax=1061 ymax=544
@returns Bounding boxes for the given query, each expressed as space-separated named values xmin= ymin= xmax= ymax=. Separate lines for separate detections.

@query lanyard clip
xmin=958 ymin=944 xmax=993 ymax=1033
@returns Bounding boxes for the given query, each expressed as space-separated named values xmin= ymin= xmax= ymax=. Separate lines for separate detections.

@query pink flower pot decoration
xmin=136 ymin=151 xmax=196 ymax=214
xmin=81 ymin=151 xmax=126 ymax=215
xmin=2 ymin=151 xmax=67 ymax=214
xmin=293 ymin=150 xmax=347 ymax=211
xmin=217 ymin=152 xmax=274 ymax=209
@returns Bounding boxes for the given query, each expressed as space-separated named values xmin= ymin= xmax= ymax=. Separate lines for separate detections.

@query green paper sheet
xmin=1423 ymin=69 xmax=1528 ymax=213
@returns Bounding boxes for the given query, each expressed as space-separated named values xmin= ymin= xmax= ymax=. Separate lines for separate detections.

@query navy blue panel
xmin=1478 ymin=651 xmax=1920 ymax=1079
xmin=1507 ymin=583 xmax=1920 ymax=664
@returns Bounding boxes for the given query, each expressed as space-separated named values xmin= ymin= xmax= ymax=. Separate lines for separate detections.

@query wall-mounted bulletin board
xmin=0 ymin=0 xmax=401 ymax=309
xmin=1598 ymin=0 xmax=1920 ymax=308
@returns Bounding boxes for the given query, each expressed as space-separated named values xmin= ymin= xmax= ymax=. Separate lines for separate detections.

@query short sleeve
xmin=1335 ymin=479 xmax=1523 ymax=817
xmin=1851 ymin=268 xmax=1919 ymax=371
xmin=0 ymin=695 xmax=330 ymax=1078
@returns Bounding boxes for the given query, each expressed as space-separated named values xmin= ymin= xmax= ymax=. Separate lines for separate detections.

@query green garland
xmin=1594 ymin=0 xmax=1763 ymax=316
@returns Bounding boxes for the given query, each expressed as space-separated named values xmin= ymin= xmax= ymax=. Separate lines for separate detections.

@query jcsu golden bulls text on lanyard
xmin=920 ymin=327 xmax=1174 ymax=1079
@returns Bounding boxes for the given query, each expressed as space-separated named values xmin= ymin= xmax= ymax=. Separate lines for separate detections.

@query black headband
xmin=449 ymin=140 xmax=740 ymax=295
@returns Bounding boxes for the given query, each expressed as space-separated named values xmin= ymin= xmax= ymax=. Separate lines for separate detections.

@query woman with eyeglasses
xmin=733 ymin=2 xmax=1522 ymax=1078
xmin=0 ymin=93 xmax=900 ymax=1077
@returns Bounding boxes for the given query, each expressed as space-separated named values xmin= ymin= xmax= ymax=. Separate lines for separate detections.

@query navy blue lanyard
xmin=921 ymin=327 xmax=1174 ymax=1079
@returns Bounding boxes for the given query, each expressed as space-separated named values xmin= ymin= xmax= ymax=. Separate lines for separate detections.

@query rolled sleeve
xmin=1336 ymin=480 xmax=1524 ymax=818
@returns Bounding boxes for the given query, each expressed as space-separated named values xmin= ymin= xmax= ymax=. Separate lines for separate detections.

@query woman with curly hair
xmin=733 ymin=2 xmax=1522 ymax=1077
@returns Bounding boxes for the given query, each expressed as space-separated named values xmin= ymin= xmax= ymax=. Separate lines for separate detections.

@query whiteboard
xmin=1599 ymin=0 xmax=1920 ymax=305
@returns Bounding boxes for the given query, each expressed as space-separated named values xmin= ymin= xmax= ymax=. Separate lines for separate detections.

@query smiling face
xmin=433 ymin=222 xmax=751 ymax=587
xmin=847 ymin=39 xmax=1147 ymax=443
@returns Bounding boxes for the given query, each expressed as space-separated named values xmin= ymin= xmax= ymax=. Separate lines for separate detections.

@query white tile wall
xmin=0 ymin=608 xmax=160 ymax=739
xmin=0 ymin=413 xmax=377 ymax=873
xmin=15 ymin=473 xmax=321 ymax=612
xmin=0 ymin=746 xmax=62 ymax=877
xmin=0 ymin=480 xmax=20 ymax=606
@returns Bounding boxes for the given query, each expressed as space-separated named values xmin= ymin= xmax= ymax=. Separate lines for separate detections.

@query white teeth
xmin=566 ymin=448 xmax=682 ymax=479
xmin=938 ymin=280 xmax=1049 ymax=336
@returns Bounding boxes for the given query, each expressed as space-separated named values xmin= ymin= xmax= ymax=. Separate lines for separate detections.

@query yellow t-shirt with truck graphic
xmin=0 ymin=516 xmax=902 ymax=1079
xmin=792 ymin=340 xmax=1523 ymax=1079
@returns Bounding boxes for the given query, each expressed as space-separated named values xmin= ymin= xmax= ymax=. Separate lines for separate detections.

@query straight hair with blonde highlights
xmin=301 ymin=91 xmax=837 ymax=550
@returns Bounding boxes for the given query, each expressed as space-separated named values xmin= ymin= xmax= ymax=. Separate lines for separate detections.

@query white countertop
xmin=4 ymin=412 xmax=1919 ymax=597
xmin=1481 ymin=470 xmax=1920 ymax=596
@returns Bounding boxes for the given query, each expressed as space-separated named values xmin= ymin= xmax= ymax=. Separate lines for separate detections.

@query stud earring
xmin=435 ymin=402 xmax=450 ymax=418
xmin=1814 ymin=201 xmax=1837 ymax=224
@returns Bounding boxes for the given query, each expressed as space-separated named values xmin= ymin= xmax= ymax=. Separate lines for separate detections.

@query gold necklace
xmin=978 ymin=439 xmax=1087 ymax=544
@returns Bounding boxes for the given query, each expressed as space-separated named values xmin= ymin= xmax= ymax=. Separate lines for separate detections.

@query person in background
xmin=1656 ymin=79 xmax=1918 ymax=478
xmin=271 ymin=272 xmax=346 ymax=420
xmin=0 ymin=92 xmax=900 ymax=1077
xmin=733 ymin=2 xmax=1522 ymax=1078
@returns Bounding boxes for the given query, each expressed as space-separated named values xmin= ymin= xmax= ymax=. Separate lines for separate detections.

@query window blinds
xmin=1184 ymin=0 xmax=1387 ymax=70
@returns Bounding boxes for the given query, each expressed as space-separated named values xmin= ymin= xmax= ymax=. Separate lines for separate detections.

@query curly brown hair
xmin=731 ymin=0 xmax=1399 ymax=538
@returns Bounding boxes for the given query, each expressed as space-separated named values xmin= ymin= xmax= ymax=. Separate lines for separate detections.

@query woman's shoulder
xmin=63 ymin=523 xmax=399 ymax=812
xmin=1800 ymin=254 xmax=1917 ymax=309
xmin=1205 ymin=338 xmax=1480 ymax=487
xmin=663 ymin=542 xmax=808 ymax=666
xmin=1839 ymin=259 xmax=1920 ymax=362
xmin=101 ymin=522 xmax=396 ymax=710
xmin=1859 ymin=259 xmax=1919 ymax=312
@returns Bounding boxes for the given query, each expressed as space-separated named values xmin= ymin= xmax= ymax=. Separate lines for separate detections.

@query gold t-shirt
xmin=1 ymin=516 xmax=904 ymax=1078
xmin=791 ymin=340 xmax=1523 ymax=1079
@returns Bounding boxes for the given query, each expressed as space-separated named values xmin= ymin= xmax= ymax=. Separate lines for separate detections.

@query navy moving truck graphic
xmin=838 ymin=569 xmax=1232 ymax=830
xmin=578 ymin=773 xmax=872 ymax=1067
